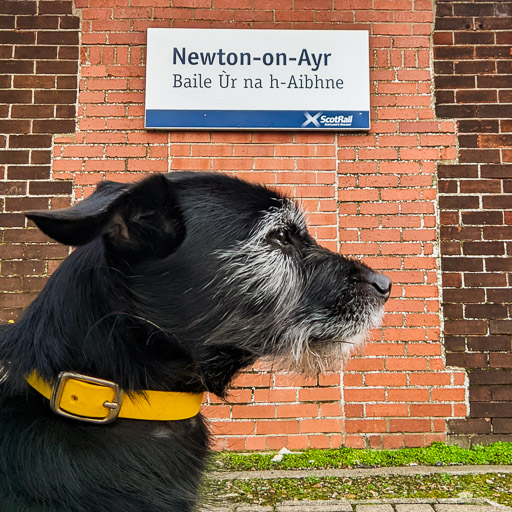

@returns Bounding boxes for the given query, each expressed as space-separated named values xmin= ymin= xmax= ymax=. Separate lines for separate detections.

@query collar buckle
xmin=50 ymin=371 xmax=125 ymax=425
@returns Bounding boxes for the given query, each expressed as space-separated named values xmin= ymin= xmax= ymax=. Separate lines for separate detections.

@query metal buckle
xmin=50 ymin=371 xmax=125 ymax=425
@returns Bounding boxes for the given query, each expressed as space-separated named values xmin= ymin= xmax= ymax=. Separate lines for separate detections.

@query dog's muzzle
xmin=366 ymin=272 xmax=392 ymax=302
xmin=26 ymin=371 xmax=204 ymax=424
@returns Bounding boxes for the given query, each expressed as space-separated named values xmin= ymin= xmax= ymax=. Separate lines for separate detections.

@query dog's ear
xmin=26 ymin=180 xmax=129 ymax=246
xmin=26 ymin=174 xmax=186 ymax=261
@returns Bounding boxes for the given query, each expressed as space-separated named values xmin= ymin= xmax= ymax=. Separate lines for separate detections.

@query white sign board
xmin=145 ymin=28 xmax=370 ymax=131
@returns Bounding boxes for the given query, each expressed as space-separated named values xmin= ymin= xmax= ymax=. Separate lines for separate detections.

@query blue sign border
xmin=145 ymin=110 xmax=370 ymax=131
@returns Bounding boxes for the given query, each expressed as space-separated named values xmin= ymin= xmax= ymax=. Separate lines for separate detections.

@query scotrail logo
xmin=302 ymin=112 xmax=354 ymax=128
xmin=301 ymin=111 xmax=322 ymax=128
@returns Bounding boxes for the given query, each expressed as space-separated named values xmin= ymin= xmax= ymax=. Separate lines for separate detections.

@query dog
xmin=0 ymin=172 xmax=391 ymax=511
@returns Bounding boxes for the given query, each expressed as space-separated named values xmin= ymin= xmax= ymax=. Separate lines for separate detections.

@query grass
xmin=211 ymin=442 xmax=512 ymax=471
xmin=205 ymin=473 xmax=512 ymax=507
xmin=204 ymin=443 xmax=512 ymax=506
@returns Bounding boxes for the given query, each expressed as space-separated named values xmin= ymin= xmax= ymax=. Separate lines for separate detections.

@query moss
xmin=211 ymin=442 xmax=512 ymax=471
xmin=205 ymin=473 xmax=512 ymax=507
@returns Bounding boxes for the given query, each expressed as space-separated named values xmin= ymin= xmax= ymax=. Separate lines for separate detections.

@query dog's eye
xmin=268 ymin=229 xmax=290 ymax=247
xmin=275 ymin=229 xmax=289 ymax=245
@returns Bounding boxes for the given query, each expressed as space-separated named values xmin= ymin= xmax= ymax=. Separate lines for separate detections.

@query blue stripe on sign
xmin=145 ymin=110 xmax=370 ymax=130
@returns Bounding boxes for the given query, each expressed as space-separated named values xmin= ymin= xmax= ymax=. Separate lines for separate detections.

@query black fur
xmin=0 ymin=172 xmax=391 ymax=511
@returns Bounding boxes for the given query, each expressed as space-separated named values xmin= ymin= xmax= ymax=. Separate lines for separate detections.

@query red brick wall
xmin=434 ymin=0 xmax=512 ymax=446
xmin=1 ymin=0 xmax=472 ymax=450
xmin=0 ymin=0 xmax=79 ymax=322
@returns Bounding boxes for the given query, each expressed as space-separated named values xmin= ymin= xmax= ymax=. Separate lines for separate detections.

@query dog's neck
xmin=1 ymin=241 xmax=253 ymax=398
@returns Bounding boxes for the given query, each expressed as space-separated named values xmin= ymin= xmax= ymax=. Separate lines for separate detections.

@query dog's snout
xmin=367 ymin=272 xmax=392 ymax=301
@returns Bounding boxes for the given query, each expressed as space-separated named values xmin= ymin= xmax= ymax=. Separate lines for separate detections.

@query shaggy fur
xmin=0 ymin=172 xmax=391 ymax=511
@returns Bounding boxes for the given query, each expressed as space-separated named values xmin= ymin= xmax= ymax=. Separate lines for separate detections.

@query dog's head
xmin=26 ymin=172 xmax=390 ymax=392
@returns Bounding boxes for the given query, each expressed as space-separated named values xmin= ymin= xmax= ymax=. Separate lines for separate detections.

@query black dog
xmin=0 ymin=172 xmax=391 ymax=511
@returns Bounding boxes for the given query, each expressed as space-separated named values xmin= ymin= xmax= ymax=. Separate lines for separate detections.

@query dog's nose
xmin=367 ymin=272 xmax=392 ymax=301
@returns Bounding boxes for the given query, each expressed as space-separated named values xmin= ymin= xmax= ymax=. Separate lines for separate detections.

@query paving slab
xmin=203 ymin=500 xmax=512 ymax=511
xmin=276 ymin=501 xmax=352 ymax=511
xmin=434 ymin=506 xmax=509 ymax=512
xmin=201 ymin=499 xmax=511 ymax=511
xmin=210 ymin=465 xmax=512 ymax=481
xmin=355 ymin=505 xmax=394 ymax=512
xmin=395 ymin=505 xmax=434 ymax=512
xmin=237 ymin=507 xmax=274 ymax=511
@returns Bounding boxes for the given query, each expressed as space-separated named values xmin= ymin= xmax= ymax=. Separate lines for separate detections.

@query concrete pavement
xmin=202 ymin=465 xmax=512 ymax=511
xmin=203 ymin=500 xmax=511 ymax=511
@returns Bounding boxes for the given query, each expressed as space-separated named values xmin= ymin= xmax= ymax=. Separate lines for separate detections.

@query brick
xmin=466 ymin=304 xmax=508 ymax=319
xmin=439 ymin=195 xmax=479 ymax=209
xmin=494 ymin=419 xmax=512 ymax=434
xmin=56 ymin=75 xmax=78 ymax=89
xmin=0 ymin=150 xmax=30 ymax=164
xmin=0 ymin=214 xmax=26 ymax=228
xmin=448 ymin=418 xmax=491 ymax=435
xmin=438 ymin=164 xmax=478 ymax=179
xmin=483 ymin=195 xmax=512 ymax=210
xmin=469 ymin=387 xmax=491 ymax=402
xmin=60 ymin=16 xmax=81 ymax=29
xmin=345 ymin=420 xmax=387 ymax=434
xmin=37 ymin=31 xmax=79 ymax=45
xmin=410 ymin=404 xmax=452 ymax=417
xmin=471 ymin=369 xmax=512 ymax=386
xmin=490 ymin=353 xmax=512 ymax=368
xmin=34 ymin=90 xmax=77 ymax=105
xmin=471 ymin=402 xmax=512 ymax=419
xmin=459 ymin=180 xmax=501 ymax=194
xmin=0 ymin=89 xmax=32 ymax=105
xmin=275 ymin=404 xmax=319 ymax=418
xmin=446 ymin=352 xmax=488 ymax=368
xmin=442 ymin=258 xmax=483 ymax=273
xmin=298 ymin=387 xmax=340 ymax=402
xmin=457 ymin=89 xmax=497 ymax=104
xmin=488 ymin=289 xmax=512 ymax=303
xmin=28 ymin=181 xmax=73 ymax=196
xmin=345 ymin=389 xmax=386 ymax=402
xmin=36 ymin=60 xmax=78 ymax=75
xmin=32 ymin=120 xmax=76 ymax=134
xmin=441 ymin=226 xmax=482 ymax=242
xmin=463 ymin=241 xmax=505 ymax=256
xmin=56 ymin=105 xmax=77 ymax=118
xmin=461 ymin=211 xmax=502 ymax=226
xmin=481 ymin=165 xmax=512 ymax=179
xmin=11 ymin=105 xmax=55 ymax=119
xmin=0 ymin=31 xmax=36 ymax=44
xmin=365 ymin=373 xmax=407 ymax=387
xmin=39 ymin=1 xmax=73 ymax=14
xmin=460 ymin=149 xmax=501 ymax=164
xmin=436 ymin=104 xmax=476 ymax=118
xmin=486 ymin=257 xmax=512 ymax=271
xmin=9 ymin=135 xmax=53 ymax=149
xmin=256 ymin=420 xmax=299 ymax=435
xmin=231 ymin=405 xmax=274 ymax=419
xmin=4 ymin=197 xmax=49 ymax=212
xmin=493 ymin=386 xmax=512 ymax=401
xmin=468 ymin=336 xmax=511 ymax=352
xmin=478 ymin=104 xmax=512 ymax=119
xmin=12 ymin=75 xmax=55 ymax=89
xmin=7 ymin=166 xmax=51 ymax=180
xmin=390 ymin=419 xmax=431 ymax=433
xmin=0 ymin=1 xmax=37 ymax=14
xmin=490 ymin=320 xmax=512 ymax=336
xmin=0 ymin=59 xmax=34 ymax=74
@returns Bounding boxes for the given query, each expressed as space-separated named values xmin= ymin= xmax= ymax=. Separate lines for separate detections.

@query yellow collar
xmin=27 ymin=371 xmax=203 ymax=425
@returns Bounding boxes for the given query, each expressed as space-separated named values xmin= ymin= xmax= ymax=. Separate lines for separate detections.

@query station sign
xmin=145 ymin=28 xmax=370 ymax=131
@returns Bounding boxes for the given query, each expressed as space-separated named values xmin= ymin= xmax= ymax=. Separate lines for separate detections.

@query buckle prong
xmin=50 ymin=371 xmax=124 ymax=424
